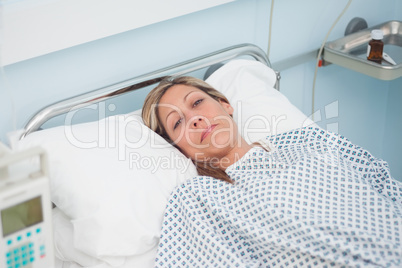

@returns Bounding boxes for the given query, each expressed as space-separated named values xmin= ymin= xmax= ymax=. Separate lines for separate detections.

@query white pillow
xmin=11 ymin=112 xmax=197 ymax=265
xmin=205 ymin=59 xmax=315 ymax=143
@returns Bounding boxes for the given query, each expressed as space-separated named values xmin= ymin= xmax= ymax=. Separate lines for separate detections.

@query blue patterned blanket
xmin=155 ymin=127 xmax=402 ymax=267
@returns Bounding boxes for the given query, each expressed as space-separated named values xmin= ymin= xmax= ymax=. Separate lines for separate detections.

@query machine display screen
xmin=1 ymin=196 xmax=43 ymax=237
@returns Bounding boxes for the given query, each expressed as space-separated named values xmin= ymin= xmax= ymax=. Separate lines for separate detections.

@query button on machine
xmin=0 ymin=143 xmax=54 ymax=268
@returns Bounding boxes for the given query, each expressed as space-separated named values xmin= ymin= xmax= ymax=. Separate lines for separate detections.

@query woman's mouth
xmin=201 ymin=124 xmax=218 ymax=142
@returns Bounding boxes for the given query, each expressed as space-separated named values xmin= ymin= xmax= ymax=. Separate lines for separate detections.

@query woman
xmin=142 ymin=76 xmax=402 ymax=267
xmin=142 ymin=76 xmax=253 ymax=183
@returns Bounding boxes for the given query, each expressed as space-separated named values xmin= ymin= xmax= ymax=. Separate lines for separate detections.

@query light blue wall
xmin=383 ymin=77 xmax=402 ymax=181
xmin=1 ymin=0 xmax=401 ymax=179
xmin=269 ymin=0 xmax=401 ymax=180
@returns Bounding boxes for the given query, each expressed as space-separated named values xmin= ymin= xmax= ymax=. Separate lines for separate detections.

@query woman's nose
xmin=192 ymin=118 xmax=202 ymax=128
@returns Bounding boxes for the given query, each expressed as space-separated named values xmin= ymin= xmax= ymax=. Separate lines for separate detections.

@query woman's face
xmin=158 ymin=84 xmax=238 ymax=162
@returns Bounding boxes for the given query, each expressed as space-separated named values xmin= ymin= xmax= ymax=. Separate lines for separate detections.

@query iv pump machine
xmin=0 ymin=143 xmax=54 ymax=268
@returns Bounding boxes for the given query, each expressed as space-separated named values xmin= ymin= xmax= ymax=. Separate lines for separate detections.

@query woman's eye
xmin=173 ymin=118 xmax=182 ymax=130
xmin=193 ymin=99 xmax=203 ymax=107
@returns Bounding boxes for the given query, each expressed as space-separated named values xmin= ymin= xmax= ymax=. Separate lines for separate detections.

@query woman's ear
xmin=219 ymin=100 xmax=234 ymax=116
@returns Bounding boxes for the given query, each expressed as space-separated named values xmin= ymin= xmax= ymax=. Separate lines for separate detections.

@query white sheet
xmin=53 ymin=208 xmax=157 ymax=268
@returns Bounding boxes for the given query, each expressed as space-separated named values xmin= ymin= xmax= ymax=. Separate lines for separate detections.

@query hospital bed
xmin=10 ymin=43 xmax=314 ymax=268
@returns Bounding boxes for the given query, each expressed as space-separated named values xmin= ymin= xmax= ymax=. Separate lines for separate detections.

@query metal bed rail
xmin=20 ymin=43 xmax=278 ymax=140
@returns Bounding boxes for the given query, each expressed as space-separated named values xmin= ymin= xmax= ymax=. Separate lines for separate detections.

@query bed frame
xmin=20 ymin=43 xmax=280 ymax=140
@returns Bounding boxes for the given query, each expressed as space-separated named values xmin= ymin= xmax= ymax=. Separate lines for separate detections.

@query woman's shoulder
xmin=170 ymin=175 xmax=236 ymax=199
xmin=261 ymin=126 xmax=342 ymax=147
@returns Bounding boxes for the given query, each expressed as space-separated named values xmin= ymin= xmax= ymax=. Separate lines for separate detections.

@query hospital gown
xmin=155 ymin=127 xmax=402 ymax=267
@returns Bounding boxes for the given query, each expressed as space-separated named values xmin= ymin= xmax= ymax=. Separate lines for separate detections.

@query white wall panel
xmin=0 ymin=0 xmax=233 ymax=65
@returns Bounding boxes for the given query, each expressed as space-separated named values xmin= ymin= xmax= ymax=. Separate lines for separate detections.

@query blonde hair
xmin=142 ymin=76 xmax=233 ymax=183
